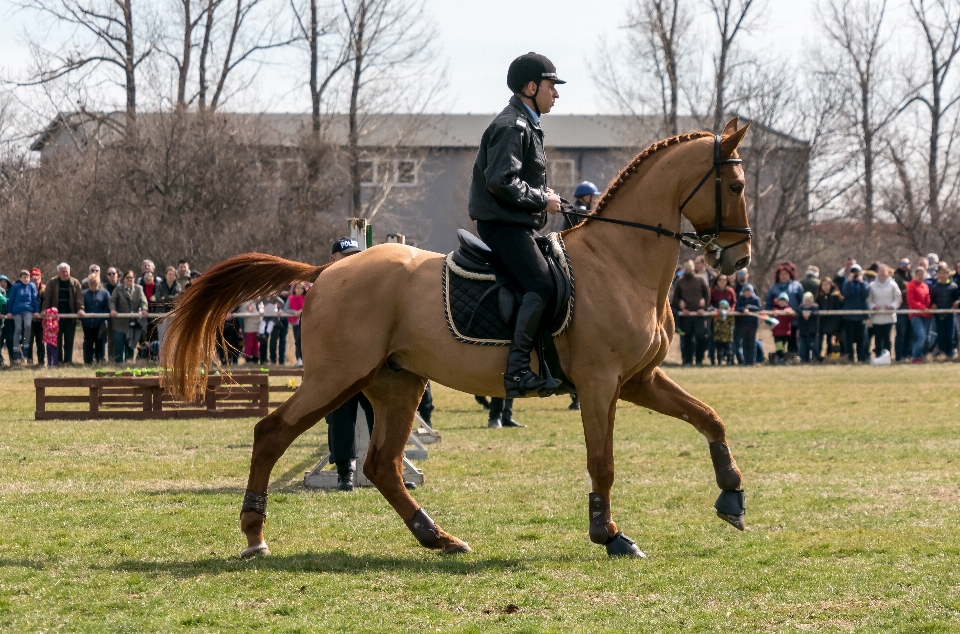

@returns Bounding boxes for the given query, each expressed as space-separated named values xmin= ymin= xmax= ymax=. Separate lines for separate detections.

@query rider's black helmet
xmin=507 ymin=53 xmax=566 ymax=93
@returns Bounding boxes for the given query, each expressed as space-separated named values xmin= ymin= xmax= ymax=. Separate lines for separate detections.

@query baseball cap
xmin=332 ymin=237 xmax=362 ymax=255
xmin=30 ymin=267 xmax=41 ymax=276
xmin=777 ymin=292 xmax=790 ymax=301
xmin=735 ymin=269 xmax=747 ymax=277
xmin=850 ymin=264 xmax=862 ymax=272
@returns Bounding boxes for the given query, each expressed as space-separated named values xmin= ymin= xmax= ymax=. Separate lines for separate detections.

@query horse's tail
xmin=160 ymin=253 xmax=329 ymax=401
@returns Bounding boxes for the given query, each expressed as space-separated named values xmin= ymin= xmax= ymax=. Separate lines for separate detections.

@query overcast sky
xmin=0 ymin=0 xmax=919 ymax=117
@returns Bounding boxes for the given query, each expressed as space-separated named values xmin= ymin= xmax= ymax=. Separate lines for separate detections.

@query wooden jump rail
xmin=35 ymin=374 xmax=270 ymax=420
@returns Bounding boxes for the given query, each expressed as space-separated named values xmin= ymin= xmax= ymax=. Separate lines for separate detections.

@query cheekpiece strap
xmin=241 ymin=490 xmax=268 ymax=516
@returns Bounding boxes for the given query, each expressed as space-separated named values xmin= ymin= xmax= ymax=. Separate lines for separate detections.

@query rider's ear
xmin=721 ymin=117 xmax=739 ymax=136
xmin=720 ymin=121 xmax=750 ymax=158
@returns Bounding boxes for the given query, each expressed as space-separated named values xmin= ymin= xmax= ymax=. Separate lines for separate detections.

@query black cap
xmin=507 ymin=52 xmax=565 ymax=93
xmin=332 ymin=237 xmax=362 ymax=255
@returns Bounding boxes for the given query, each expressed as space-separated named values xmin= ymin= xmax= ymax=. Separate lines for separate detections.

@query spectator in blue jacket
xmin=841 ymin=264 xmax=870 ymax=362
xmin=929 ymin=264 xmax=959 ymax=357
xmin=736 ymin=284 xmax=762 ymax=366
xmin=6 ymin=270 xmax=40 ymax=362
xmin=81 ymin=274 xmax=111 ymax=364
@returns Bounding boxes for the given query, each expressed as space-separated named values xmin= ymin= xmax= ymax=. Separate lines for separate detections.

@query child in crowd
xmin=735 ymin=284 xmax=761 ymax=366
xmin=239 ymin=299 xmax=262 ymax=364
xmin=42 ymin=306 xmax=59 ymax=367
xmin=797 ymin=292 xmax=820 ymax=362
xmin=260 ymin=297 xmax=278 ymax=365
xmin=712 ymin=299 xmax=735 ymax=365
xmin=771 ymin=292 xmax=795 ymax=365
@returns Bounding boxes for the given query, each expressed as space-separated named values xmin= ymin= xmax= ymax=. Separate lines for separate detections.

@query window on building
xmin=360 ymin=159 xmax=419 ymax=187
xmin=397 ymin=160 xmax=417 ymax=184
xmin=359 ymin=160 xmax=375 ymax=185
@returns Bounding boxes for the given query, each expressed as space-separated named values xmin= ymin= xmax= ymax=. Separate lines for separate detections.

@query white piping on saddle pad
xmin=442 ymin=232 xmax=575 ymax=346
xmin=444 ymin=253 xmax=496 ymax=282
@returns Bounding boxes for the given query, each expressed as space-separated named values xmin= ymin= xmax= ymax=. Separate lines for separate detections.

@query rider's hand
xmin=544 ymin=191 xmax=561 ymax=215
xmin=110 ymin=310 xmax=118 ymax=317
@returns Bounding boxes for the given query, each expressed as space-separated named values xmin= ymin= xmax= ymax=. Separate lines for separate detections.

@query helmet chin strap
xmin=526 ymin=82 xmax=541 ymax=116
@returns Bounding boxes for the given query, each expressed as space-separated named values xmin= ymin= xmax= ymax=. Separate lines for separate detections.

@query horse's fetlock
xmin=709 ymin=440 xmax=742 ymax=490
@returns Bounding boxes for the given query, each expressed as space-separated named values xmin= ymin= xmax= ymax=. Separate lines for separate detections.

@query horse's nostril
xmin=735 ymin=257 xmax=750 ymax=270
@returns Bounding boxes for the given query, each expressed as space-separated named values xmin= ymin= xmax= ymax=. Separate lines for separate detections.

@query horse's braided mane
xmin=576 ymin=130 xmax=714 ymax=226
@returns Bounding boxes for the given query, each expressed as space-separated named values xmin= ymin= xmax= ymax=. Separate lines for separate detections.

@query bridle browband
xmin=560 ymin=134 xmax=752 ymax=255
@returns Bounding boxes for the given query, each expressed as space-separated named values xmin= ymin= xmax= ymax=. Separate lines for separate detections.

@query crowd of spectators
xmin=3 ymin=250 xmax=958 ymax=370
xmin=671 ymin=253 xmax=960 ymax=366
xmin=0 ymin=257 xmax=309 ymax=369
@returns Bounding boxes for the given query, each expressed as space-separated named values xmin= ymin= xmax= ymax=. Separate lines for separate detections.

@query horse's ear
xmin=720 ymin=121 xmax=750 ymax=157
xmin=721 ymin=117 xmax=739 ymax=136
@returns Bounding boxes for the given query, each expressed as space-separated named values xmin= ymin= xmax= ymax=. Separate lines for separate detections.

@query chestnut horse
xmin=161 ymin=119 xmax=752 ymax=559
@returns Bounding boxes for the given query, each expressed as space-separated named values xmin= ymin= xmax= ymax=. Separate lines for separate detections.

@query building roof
xmin=31 ymin=111 xmax=808 ymax=153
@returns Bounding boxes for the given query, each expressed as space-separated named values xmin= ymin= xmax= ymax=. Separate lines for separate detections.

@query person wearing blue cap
xmin=560 ymin=181 xmax=600 ymax=230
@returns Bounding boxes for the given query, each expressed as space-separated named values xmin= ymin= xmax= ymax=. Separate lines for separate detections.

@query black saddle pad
xmin=442 ymin=232 xmax=574 ymax=346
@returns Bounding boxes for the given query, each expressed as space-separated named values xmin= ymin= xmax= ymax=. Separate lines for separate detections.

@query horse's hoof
xmin=714 ymin=489 xmax=745 ymax=531
xmin=441 ymin=541 xmax=472 ymax=555
xmin=240 ymin=542 xmax=270 ymax=559
xmin=605 ymin=532 xmax=646 ymax=558
xmin=717 ymin=511 xmax=745 ymax=531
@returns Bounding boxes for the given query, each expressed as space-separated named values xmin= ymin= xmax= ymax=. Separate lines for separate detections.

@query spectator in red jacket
xmin=906 ymin=267 xmax=932 ymax=363
xmin=771 ymin=292 xmax=795 ymax=364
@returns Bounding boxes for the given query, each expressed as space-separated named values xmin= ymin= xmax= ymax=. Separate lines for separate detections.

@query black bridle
xmin=560 ymin=134 xmax=752 ymax=256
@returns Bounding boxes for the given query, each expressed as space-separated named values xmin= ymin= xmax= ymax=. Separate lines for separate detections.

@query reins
xmin=561 ymin=134 xmax=752 ymax=256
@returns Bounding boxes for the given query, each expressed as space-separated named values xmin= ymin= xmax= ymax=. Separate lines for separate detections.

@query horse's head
xmin=679 ymin=118 xmax=752 ymax=275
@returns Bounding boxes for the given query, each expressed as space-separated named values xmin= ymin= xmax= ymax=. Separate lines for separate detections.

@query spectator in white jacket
xmin=867 ymin=264 xmax=902 ymax=357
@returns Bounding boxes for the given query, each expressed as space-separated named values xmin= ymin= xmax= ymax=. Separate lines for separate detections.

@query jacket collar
xmin=509 ymin=95 xmax=541 ymax=130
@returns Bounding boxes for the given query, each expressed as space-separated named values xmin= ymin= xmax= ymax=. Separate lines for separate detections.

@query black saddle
xmin=450 ymin=228 xmax=573 ymax=333
xmin=443 ymin=229 xmax=575 ymax=395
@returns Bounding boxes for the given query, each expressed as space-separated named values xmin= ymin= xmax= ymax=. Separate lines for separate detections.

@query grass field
xmin=2 ymin=364 xmax=960 ymax=632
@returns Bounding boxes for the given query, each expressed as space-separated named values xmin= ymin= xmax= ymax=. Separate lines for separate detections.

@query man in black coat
xmin=468 ymin=52 xmax=564 ymax=398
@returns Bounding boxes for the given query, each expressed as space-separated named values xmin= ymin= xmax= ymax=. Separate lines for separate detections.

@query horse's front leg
xmin=619 ymin=367 xmax=745 ymax=530
xmin=578 ymin=375 xmax=645 ymax=558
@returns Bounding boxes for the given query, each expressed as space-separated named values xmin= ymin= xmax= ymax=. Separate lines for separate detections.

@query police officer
xmin=468 ymin=52 xmax=564 ymax=398
xmin=324 ymin=237 xmax=431 ymax=490
xmin=560 ymin=181 xmax=600 ymax=230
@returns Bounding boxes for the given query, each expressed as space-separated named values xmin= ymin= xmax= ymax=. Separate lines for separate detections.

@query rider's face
xmin=535 ymin=80 xmax=558 ymax=114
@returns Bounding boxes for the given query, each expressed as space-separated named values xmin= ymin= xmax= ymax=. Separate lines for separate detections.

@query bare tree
xmin=898 ymin=0 xmax=960 ymax=248
xmin=192 ymin=0 xmax=296 ymax=112
xmin=290 ymin=0 xmax=351 ymax=137
xmin=14 ymin=0 xmax=155 ymax=140
xmin=338 ymin=0 xmax=440 ymax=217
xmin=596 ymin=0 xmax=693 ymax=136
xmin=736 ymin=60 xmax=849 ymax=286
xmin=707 ymin=0 xmax=765 ymax=133
xmin=817 ymin=0 xmax=903 ymax=235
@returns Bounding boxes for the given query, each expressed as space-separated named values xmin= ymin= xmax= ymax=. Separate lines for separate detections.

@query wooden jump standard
xmin=34 ymin=374 xmax=269 ymax=420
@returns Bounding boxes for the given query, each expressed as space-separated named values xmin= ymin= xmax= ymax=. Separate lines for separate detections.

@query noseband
xmin=560 ymin=134 xmax=752 ymax=256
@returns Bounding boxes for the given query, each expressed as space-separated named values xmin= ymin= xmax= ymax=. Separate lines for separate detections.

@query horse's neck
xmin=568 ymin=155 xmax=683 ymax=300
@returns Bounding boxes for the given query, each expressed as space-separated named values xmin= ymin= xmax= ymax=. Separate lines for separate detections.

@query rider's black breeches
xmin=476 ymin=220 xmax=553 ymax=303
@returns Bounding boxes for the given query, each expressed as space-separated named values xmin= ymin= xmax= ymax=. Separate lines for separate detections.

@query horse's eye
xmin=730 ymin=183 xmax=744 ymax=195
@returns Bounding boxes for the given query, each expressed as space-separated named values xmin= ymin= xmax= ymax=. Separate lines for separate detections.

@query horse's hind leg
xmin=362 ymin=369 xmax=471 ymax=554
xmin=619 ymin=367 xmax=745 ymax=530
xmin=240 ymin=368 xmax=379 ymax=558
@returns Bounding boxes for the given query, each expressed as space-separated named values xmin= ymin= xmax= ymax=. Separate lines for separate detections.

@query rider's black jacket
xmin=468 ymin=95 xmax=549 ymax=230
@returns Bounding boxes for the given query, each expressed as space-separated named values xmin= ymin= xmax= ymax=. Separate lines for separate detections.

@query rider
xmin=468 ymin=52 xmax=564 ymax=398
xmin=560 ymin=181 xmax=600 ymax=230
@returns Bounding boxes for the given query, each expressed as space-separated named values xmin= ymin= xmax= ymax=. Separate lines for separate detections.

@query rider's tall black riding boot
xmin=504 ymin=292 xmax=548 ymax=398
